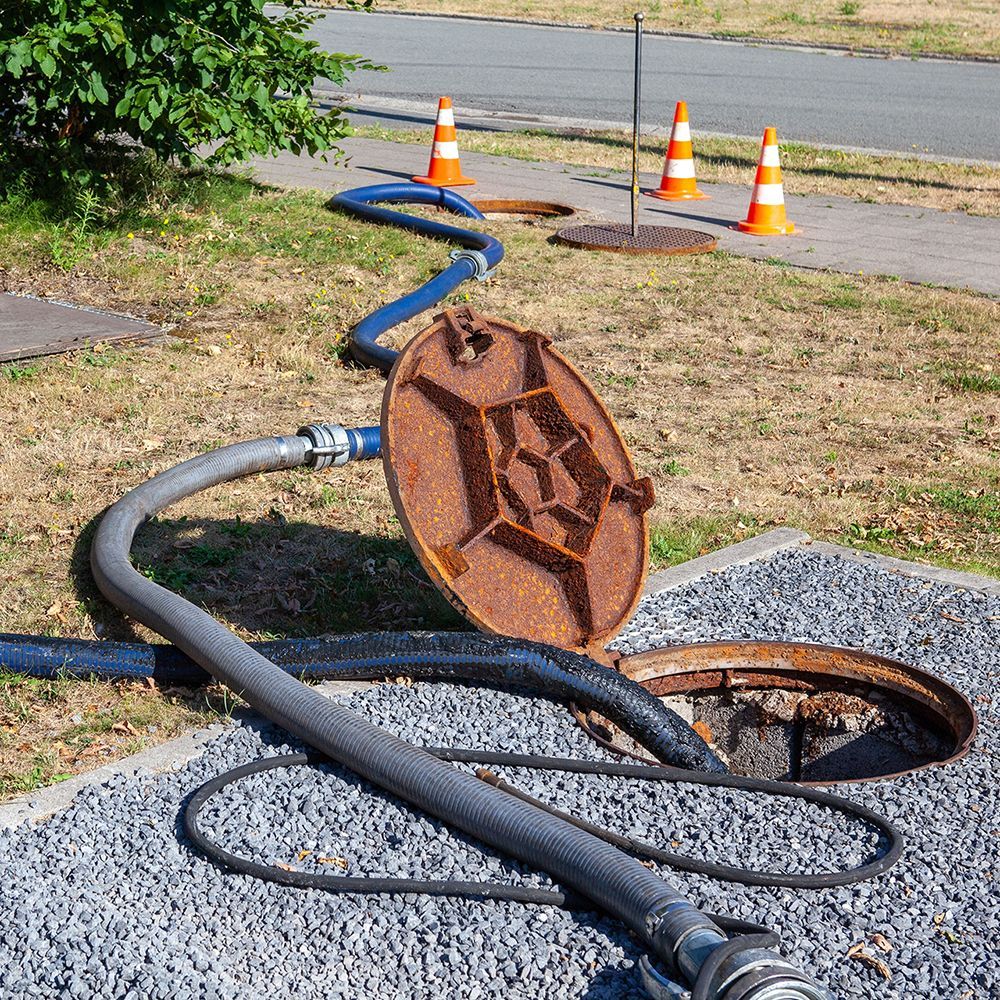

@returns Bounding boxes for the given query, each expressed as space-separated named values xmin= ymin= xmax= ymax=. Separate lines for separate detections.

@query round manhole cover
xmin=381 ymin=305 xmax=654 ymax=657
xmin=577 ymin=641 xmax=977 ymax=783
xmin=555 ymin=223 xmax=716 ymax=255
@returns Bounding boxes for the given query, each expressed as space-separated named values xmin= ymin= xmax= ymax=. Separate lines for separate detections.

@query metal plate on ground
xmin=555 ymin=222 xmax=716 ymax=255
xmin=0 ymin=293 xmax=158 ymax=362
xmin=381 ymin=305 xmax=654 ymax=658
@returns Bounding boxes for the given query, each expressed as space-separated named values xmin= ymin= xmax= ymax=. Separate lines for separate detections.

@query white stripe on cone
xmin=432 ymin=140 xmax=460 ymax=159
xmin=671 ymin=121 xmax=691 ymax=142
xmin=760 ymin=145 xmax=781 ymax=167
xmin=437 ymin=108 xmax=455 ymax=127
xmin=666 ymin=159 xmax=696 ymax=179
xmin=751 ymin=182 xmax=785 ymax=205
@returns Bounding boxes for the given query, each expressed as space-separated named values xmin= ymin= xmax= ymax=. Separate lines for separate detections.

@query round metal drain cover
xmin=578 ymin=641 xmax=977 ymax=784
xmin=381 ymin=305 xmax=654 ymax=657
xmin=555 ymin=222 xmax=716 ymax=255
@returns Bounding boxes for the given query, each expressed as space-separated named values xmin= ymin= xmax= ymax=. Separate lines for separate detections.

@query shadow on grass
xmin=71 ymin=509 xmax=463 ymax=644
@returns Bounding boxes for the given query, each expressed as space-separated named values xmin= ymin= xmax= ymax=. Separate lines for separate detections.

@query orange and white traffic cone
xmin=412 ymin=97 xmax=475 ymax=187
xmin=644 ymin=101 xmax=708 ymax=201
xmin=737 ymin=127 xmax=795 ymax=235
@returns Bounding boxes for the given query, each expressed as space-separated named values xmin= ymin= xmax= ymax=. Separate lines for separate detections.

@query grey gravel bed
xmin=1 ymin=549 xmax=997 ymax=1000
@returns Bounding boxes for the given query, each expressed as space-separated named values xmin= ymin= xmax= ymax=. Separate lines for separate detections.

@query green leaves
xmin=0 ymin=0 xmax=379 ymax=202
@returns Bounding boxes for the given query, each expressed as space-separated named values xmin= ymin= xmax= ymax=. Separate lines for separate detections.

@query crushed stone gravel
xmin=1 ymin=549 xmax=997 ymax=999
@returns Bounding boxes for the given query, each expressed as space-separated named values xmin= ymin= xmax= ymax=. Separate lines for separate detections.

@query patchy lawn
xmin=1 ymin=167 xmax=998 ymax=797
xmin=356 ymin=124 xmax=1000 ymax=218
xmin=368 ymin=0 xmax=1000 ymax=59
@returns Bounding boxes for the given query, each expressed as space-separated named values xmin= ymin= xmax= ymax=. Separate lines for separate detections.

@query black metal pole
xmin=631 ymin=12 xmax=644 ymax=238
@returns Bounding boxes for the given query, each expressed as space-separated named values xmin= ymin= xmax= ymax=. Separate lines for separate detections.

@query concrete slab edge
xmin=642 ymin=527 xmax=810 ymax=594
xmin=0 ymin=681 xmax=377 ymax=832
xmin=326 ymin=93 xmax=1000 ymax=169
xmin=0 ymin=721 xmax=231 ymax=831
xmin=643 ymin=526 xmax=1000 ymax=597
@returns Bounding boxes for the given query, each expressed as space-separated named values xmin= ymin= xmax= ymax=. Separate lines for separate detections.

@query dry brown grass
xmin=0 ymin=672 xmax=217 ymax=799
xmin=355 ymin=125 xmax=1000 ymax=217
xmin=1 ymin=171 xmax=998 ymax=794
xmin=370 ymin=0 xmax=1000 ymax=59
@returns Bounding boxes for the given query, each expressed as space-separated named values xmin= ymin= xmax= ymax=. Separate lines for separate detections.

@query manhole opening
xmin=582 ymin=642 xmax=976 ymax=784
xmin=471 ymin=199 xmax=576 ymax=221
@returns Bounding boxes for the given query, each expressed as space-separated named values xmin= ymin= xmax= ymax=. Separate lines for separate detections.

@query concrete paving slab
xmin=0 ymin=293 xmax=159 ymax=363
xmin=0 ymin=722 xmax=230 ymax=831
xmin=250 ymin=137 xmax=1000 ymax=296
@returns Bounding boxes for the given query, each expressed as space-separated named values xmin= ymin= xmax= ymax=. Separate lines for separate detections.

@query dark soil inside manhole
xmin=665 ymin=682 xmax=953 ymax=782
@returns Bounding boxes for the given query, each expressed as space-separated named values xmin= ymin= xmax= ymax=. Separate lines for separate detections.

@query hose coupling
xmin=299 ymin=424 xmax=381 ymax=468
xmin=299 ymin=423 xmax=350 ymax=469
xmin=706 ymin=955 xmax=833 ymax=1000
xmin=449 ymin=248 xmax=496 ymax=280
xmin=642 ymin=902 xmax=834 ymax=1000
xmin=640 ymin=954 xmax=832 ymax=1000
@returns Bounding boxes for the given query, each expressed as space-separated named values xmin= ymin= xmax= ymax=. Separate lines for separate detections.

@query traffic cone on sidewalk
xmin=737 ymin=127 xmax=795 ymax=235
xmin=644 ymin=101 xmax=708 ymax=201
xmin=412 ymin=97 xmax=475 ymax=187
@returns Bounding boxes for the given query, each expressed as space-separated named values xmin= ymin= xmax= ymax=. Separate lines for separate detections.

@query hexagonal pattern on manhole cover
xmin=381 ymin=306 xmax=654 ymax=657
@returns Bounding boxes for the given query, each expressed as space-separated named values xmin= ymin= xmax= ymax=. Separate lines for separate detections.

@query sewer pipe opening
xmin=471 ymin=199 xmax=576 ymax=220
xmin=577 ymin=641 xmax=977 ymax=784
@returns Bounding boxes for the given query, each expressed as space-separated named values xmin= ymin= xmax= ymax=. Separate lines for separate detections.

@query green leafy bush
xmin=0 ymin=0 xmax=376 ymax=203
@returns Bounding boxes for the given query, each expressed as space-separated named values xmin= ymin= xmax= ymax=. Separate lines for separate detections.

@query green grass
xmin=844 ymin=479 xmax=1000 ymax=576
xmin=0 ymin=167 xmax=430 ymax=292
xmin=922 ymin=484 xmax=1000 ymax=528
xmin=940 ymin=371 xmax=1000 ymax=393
xmin=649 ymin=516 xmax=760 ymax=569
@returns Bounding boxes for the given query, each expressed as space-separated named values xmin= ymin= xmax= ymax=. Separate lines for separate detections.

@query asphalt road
xmin=306 ymin=9 xmax=1000 ymax=161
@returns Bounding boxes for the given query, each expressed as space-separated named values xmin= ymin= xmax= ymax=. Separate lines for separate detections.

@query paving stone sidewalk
xmin=251 ymin=136 xmax=1000 ymax=297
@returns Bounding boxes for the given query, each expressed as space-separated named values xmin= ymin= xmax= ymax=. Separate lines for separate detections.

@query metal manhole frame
xmin=555 ymin=222 xmax=717 ymax=256
xmin=472 ymin=199 xmax=576 ymax=219
xmin=574 ymin=639 xmax=978 ymax=785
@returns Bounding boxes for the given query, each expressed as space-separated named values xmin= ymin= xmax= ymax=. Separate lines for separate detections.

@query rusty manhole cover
xmin=381 ymin=305 xmax=654 ymax=657
xmin=577 ymin=641 xmax=977 ymax=783
xmin=555 ymin=223 xmax=716 ymax=255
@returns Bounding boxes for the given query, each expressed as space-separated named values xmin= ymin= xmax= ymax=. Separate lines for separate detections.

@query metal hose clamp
xmin=298 ymin=423 xmax=350 ymax=470
xmin=449 ymin=248 xmax=496 ymax=281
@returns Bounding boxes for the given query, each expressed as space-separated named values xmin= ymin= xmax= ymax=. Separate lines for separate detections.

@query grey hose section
xmin=89 ymin=435 xmax=725 ymax=962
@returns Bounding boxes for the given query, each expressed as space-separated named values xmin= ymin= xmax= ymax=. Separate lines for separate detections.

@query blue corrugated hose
xmin=328 ymin=183 xmax=503 ymax=373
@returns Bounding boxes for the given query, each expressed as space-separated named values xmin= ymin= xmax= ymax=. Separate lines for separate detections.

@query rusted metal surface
xmin=576 ymin=640 xmax=977 ymax=784
xmin=471 ymin=199 xmax=576 ymax=218
xmin=555 ymin=222 xmax=716 ymax=255
xmin=382 ymin=305 xmax=653 ymax=656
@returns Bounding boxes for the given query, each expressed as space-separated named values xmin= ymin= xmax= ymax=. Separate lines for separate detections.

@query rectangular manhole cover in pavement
xmin=0 ymin=293 xmax=159 ymax=362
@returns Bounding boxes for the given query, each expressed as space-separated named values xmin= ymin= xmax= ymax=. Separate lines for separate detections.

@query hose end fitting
xmin=714 ymin=963 xmax=834 ymax=1000
xmin=449 ymin=248 xmax=496 ymax=281
xmin=299 ymin=423 xmax=350 ymax=469
xmin=299 ymin=424 xmax=382 ymax=469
